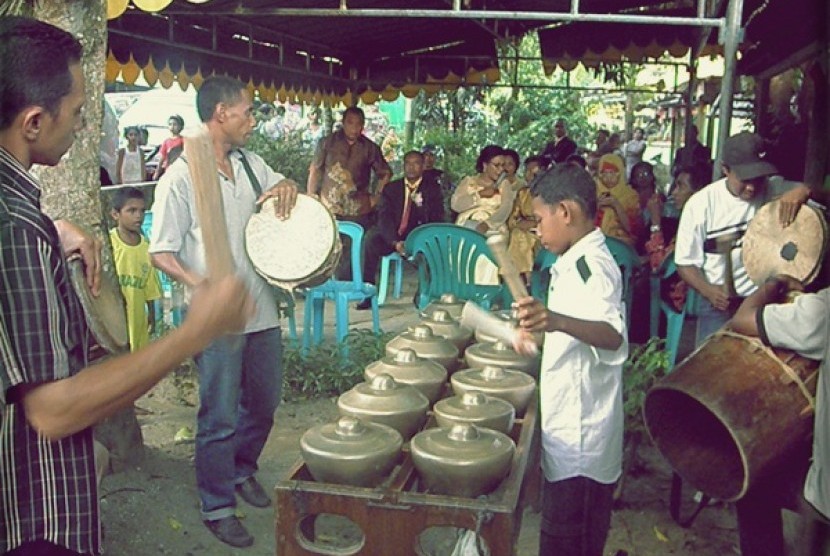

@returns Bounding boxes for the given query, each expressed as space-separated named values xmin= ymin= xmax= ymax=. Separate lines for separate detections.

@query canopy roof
xmin=106 ymin=0 xmax=824 ymax=104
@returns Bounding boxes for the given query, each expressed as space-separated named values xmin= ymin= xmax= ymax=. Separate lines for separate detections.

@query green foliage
xmin=623 ymin=337 xmax=669 ymax=435
xmin=281 ymin=329 xmax=396 ymax=401
xmin=246 ymin=131 xmax=314 ymax=191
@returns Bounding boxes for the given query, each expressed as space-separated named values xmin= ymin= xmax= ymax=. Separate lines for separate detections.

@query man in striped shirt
xmin=0 ymin=17 xmax=253 ymax=555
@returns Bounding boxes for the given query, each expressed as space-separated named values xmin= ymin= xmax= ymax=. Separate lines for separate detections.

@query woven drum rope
xmin=715 ymin=329 xmax=816 ymax=414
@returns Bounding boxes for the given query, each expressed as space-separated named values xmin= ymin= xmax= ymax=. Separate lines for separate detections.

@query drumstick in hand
xmin=184 ymin=128 xmax=235 ymax=279
xmin=486 ymin=233 xmax=529 ymax=300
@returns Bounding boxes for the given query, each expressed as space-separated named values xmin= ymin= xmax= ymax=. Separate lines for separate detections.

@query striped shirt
xmin=0 ymin=146 xmax=101 ymax=554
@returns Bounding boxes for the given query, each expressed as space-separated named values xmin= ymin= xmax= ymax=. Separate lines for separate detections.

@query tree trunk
xmin=32 ymin=0 xmax=145 ymax=473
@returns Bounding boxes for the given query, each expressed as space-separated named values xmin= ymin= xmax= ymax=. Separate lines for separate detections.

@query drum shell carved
xmin=643 ymin=332 xmax=818 ymax=501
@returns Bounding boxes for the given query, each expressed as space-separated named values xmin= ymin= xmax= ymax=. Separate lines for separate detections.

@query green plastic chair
xmin=604 ymin=236 xmax=640 ymax=328
xmin=404 ymin=223 xmax=507 ymax=311
xmin=530 ymin=249 xmax=558 ymax=303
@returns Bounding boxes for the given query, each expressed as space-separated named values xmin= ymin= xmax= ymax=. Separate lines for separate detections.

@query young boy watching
xmin=512 ymin=164 xmax=629 ymax=556
xmin=110 ymin=187 xmax=162 ymax=351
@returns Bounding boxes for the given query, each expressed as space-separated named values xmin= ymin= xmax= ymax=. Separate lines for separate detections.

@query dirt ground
xmin=99 ymin=372 xmax=749 ymax=556
xmin=97 ymin=274 xmax=817 ymax=555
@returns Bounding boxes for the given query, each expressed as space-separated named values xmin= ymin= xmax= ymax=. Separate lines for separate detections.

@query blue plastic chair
xmin=404 ymin=223 xmax=507 ymax=311
xmin=302 ymin=221 xmax=380 ymax=348
xmin=530 ymin=249 xmax=558 ymax=302
xmin=377 ymin=251 xmax=404 ymax=305
xmin=604 ymin=236 xmax=640 ymax=328
xmin=651 ymin=254 xmax=686 ymax=368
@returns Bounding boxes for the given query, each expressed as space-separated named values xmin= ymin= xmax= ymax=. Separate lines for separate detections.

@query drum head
xmin=245 ymin=195 xmax=339 ymax=290
xmin=68 ymin=258 xmax=129 ymax=354
xmin=743 ymin=200 xmax=827 ymax=286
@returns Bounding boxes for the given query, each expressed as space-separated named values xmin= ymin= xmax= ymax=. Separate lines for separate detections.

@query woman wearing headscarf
xmin=595 ymin=153 xmax=642 ymax=247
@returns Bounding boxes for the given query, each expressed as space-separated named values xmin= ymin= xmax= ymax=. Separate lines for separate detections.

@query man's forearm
xmin=306 ymin=165 xmax=321 ymax=196
xmin=151 ymin=252 xmax=202 ymax=289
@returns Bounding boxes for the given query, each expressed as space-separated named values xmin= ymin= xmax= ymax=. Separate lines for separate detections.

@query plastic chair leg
xmin=392 ymin=257 xmax=403 ymax=299
xmin=371 ymin=296 xmax=380 ymax=334
xmin=312 ymin=297 xmax=325 ymax=345
xmin=649 ymin=275 xmax=660 ymax=338
xmin=664 ymin=306 xmax=685 ymax=369
xmin=302 ymin=297 xmax=314 ymax=351
xmin=335 ymin=294 xmax=350 ymax=343
xmin=378 ymin=256 xmax=391 ymax=305
xmin=285 ymin=306 xmax=298 ymax=341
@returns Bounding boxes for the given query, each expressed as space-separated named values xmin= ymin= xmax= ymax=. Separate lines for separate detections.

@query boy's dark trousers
xmin=540 ymin=476 xmax=615 ymax=556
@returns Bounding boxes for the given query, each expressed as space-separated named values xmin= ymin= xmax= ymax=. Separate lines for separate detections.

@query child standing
xmin=153 ymin=114 xmax=184 ymax=180
xmin=116 ymin=126 xmax=146 ymax=184
xmin=110 ymin=187 xmax=162 ymax=351
xmin=513 ymin=164 xmax=628 ymax=556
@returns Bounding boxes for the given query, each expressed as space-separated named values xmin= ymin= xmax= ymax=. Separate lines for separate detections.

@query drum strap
xmin=715 ymin=329 xmax=816 ymax=412
xmin=236 ymin=150 xmax=263 ymax=200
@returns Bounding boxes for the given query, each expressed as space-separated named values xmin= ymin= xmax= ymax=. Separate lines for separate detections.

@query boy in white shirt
xmin=513 ymin=164 xmax=628 ymax=556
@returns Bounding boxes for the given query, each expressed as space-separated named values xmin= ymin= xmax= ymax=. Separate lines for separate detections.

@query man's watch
xmin=650 ymin=224 xmax=661 ymax=233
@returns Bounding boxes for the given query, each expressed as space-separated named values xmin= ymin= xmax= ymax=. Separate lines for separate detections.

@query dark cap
xmin=722 ymin=132 xmax=777 ymax=181
xmin=421 ymin=144 xmax=438 ymax=154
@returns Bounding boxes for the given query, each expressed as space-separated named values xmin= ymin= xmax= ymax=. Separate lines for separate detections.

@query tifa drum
xmin=743 ymin=199 xmax=827 ymax=287
xmin=245 ymin=195 xmax=341 ymax=291
xmin=68 ymin=258 xmax=129 ymax=354
xmin=644 ymin=329 xmax=818 ymax=501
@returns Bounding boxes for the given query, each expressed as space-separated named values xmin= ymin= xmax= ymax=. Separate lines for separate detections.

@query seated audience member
xmin=358 ymin=150 xmax=444 ymax=310
xmin=645 ymin=167 xmax=707 ymax=313
xmin=595 ymin=153 xmax=642 ymax=247
xmin=507 ymin=154 xmax=542 ymax=286
xmin=452 ymin=144 xmax=515 ymax=236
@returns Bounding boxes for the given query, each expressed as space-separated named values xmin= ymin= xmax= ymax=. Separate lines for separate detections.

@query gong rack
xmin=275 ymin=394 xmax=539 ymax=555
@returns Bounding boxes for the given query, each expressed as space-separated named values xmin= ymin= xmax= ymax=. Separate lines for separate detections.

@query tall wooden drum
xmin=643 ymin=330 xmax=818 ymax=501
xmin=245 ymin=195 xmax=341 ymax=291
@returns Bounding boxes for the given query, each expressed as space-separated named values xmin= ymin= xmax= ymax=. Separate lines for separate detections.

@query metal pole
xmin=713 ymin=0 xmax=744 ymax=177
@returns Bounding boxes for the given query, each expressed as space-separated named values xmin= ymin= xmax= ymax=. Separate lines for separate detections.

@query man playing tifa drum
xmin=730 ymin=277 xmax=830 ymax=556
xmin=149 ymin=76 xmax=300 ymax=549
xmin=674 ymin=131 xmax=811 ymax=347
xmin=0 ymin=18 xmax=253 ymax=556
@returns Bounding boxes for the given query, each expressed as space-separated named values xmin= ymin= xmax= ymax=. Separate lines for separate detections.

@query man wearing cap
xmin=675 ymin=131 xmax=810 ymax=347
xmin=539 ymin=119 xmax=578 ymax=167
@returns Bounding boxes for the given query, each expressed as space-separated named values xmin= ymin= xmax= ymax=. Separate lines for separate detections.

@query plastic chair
xmin=302 ymin=221 xmax=380 ymax=349
xmin=604 ymin=236 xmax=640 ymax=327
xmin=404 ymin=223 xmax=507 ymax=311
xmin=377 ymin=251 xmax=404 ymax=305
xmin=272 ymin=287 xmax=298 ymax=341
xmin=652 ymin=254 xmax=686 ymax=368
xmin=530 ymin=249 xmax=558 ymax=302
